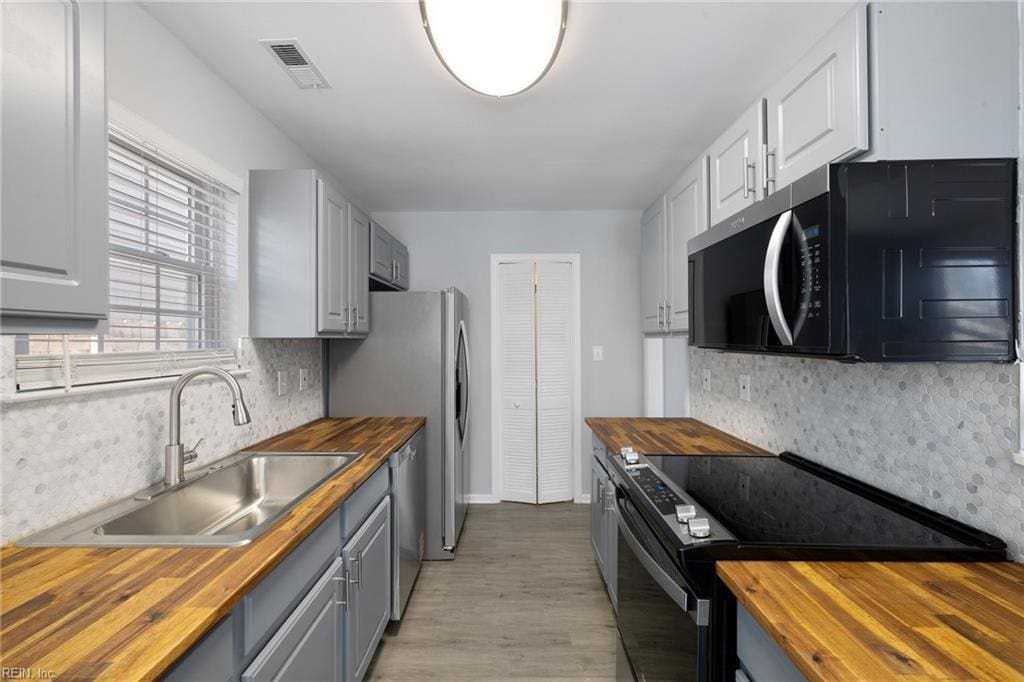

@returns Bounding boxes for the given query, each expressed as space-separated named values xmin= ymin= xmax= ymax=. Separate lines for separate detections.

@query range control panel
xmin=630 ymin=468 xmax=684 ymax=514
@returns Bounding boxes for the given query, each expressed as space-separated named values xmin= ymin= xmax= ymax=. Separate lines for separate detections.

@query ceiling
xmin=143 ymin=1 xmax=854 ymax=211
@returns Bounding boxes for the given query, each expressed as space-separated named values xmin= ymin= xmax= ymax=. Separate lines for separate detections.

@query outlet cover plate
xmin=298 ymin=368 xmax=309 ymax=391
xmin=739 ymin=374 xmax=751 ymax=402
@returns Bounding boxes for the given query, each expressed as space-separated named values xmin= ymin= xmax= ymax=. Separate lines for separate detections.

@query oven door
xmin=615 ymin=490 xmax=710 ymax=682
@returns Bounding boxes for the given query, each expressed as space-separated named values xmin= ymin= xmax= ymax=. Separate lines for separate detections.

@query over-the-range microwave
xmin=688 ymin=159 xmax=1017 ymax=362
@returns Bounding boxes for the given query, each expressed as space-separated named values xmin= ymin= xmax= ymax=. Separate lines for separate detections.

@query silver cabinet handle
xmin=763 ymin=209 xmax=794 ymax=346
xmin=657 ymin=302 xmax=664 ymax=328
xmin=349 ymin=552 xmax=361 ymax=587
xmin=335 ymin=572 xmax=349 ymax=609
xmin=664 ymin=302 xmax=672 ymax=330
xmin=742 ymin=154 xmax=757 ymax=199
xmin=392 ymin=259 xmax=397 ymax=281
xmin=353 ymin=303 xmax=359 ymax=329
xmin=603 ymin=481 xmax=615 ymax=512
xmin=763 ymin=142 xmax=775 ymax=193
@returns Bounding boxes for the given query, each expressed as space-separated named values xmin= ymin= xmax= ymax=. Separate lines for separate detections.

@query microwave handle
xmin=763 ymin=209 xmax=794 ymax=346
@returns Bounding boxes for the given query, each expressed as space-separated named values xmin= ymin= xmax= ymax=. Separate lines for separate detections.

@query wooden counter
xmin=0 ymin=417 xmax=424 ymax=681
xmin=718 ymin=561 xmax=1024 ymax=682
xmin=586 ymin=417 xmax=769 ymax=457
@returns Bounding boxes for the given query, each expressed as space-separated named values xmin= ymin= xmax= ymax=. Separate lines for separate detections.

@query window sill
xmin=2 ymin=369 xmax=253 ymax=405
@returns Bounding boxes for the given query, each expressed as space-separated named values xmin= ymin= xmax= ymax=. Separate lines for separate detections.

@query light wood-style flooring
xmin=366 ymin=502 xmax=618 ymax=680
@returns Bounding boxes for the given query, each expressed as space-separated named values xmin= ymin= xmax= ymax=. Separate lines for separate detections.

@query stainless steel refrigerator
xmin=328 ymin=288 xmax=469 ymax=560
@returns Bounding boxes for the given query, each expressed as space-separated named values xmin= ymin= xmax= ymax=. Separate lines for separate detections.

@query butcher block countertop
xmin=586 ymin=417 xmax=769 ymax=456
xmin=718 ymin=561 xmax=1024 ymax=682
xmin=0 ymin=417 xmax=424 ymax=681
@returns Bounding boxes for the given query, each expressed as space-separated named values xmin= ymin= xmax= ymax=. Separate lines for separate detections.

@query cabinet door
xmin=765 ymin=5 xmax=867 ymax=191
xmin=590 ymin=461 xmax=606 ymax=576
xmin=369 ymin=221 xmax=393 ymax=281
xmin=603 ymin=479 xmax=617 ymax=606
xmin=242 ymin=558 xmax=343 ymax=682
xmin=707 ymin=99 xmax=765 ymax=227
xmin=348 ymin=205 xmax=370 ymax=334
xmin=344 ymin=497 xmax=391 ymax=682
xmin=0 ymin=0 xmax=108 ymax=332
xmin=640 ymin=197 xmax=667 ymax=334
xmin=393 ymin=241 xmax=409 ymax=290
xmin=666 ymin=157 xmax=708 ymax=332
xmin=318 ymin=179 xmax=350 ymax=333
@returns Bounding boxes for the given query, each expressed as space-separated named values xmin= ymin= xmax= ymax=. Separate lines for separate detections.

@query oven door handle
xmin=763 ymin=209 xmax=795 ymax=346
xmin=616 ymin=498 xmax=693 ymax=614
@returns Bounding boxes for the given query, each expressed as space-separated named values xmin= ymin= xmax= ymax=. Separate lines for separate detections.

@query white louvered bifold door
xmin=499 ymin=260 xmax=538 ymax=503
xmin=535 ymin=260 xmax=574 ymax=503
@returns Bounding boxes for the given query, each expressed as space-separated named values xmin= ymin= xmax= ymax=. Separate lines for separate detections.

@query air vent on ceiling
xmin=260 ymin=39 xmax=330 ymax=90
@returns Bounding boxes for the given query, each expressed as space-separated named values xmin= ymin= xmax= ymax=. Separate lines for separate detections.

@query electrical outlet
xmin=276 ymin=370 xmax=289 ymax=396
xmin=298 ymin=368 xmax=309 ymax=391
xmin=592 ymin=346 xmax=604 ymax=362
xmin=739 ymin=374 xmax=751 ymax=402
xmin=702 ymin=369 xmax=711 ymax=393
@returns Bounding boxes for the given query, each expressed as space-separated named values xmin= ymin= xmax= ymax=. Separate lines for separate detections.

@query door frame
xmin=490 ymin=253 xmax=583 ymax=504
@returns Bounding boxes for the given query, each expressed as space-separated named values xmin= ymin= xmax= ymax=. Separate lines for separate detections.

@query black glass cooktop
xmin=649 ymin=454 xmax=979 ymax=549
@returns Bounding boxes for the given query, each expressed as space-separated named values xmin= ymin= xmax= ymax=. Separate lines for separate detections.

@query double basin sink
xmin=19 ymin=450 xmax=363 ymax=548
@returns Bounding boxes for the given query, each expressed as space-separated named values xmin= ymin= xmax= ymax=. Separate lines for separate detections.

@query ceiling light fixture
xmin=420 ymin=0 xmax=567 ymax=98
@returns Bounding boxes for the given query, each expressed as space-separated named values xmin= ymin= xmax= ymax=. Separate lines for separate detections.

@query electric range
xmin=608 ymin=449 xmax=1006 ymax=682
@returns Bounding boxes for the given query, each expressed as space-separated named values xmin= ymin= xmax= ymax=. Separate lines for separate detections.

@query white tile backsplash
xmin=689 ymin=348 xmax=1024 ymax=561
xmin=0 ymin=338 xmax=323 ymax=544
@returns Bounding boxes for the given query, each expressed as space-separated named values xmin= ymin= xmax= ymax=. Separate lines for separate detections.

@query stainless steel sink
xmin=18 ymin=451 xmax=362 ymax=547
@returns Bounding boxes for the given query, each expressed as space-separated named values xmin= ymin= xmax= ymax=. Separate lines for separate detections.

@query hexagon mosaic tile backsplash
xmin=688 ymin=348 xmax=1024 ymax=562
xmin=0 ymin=338 xmax=324 ymax=544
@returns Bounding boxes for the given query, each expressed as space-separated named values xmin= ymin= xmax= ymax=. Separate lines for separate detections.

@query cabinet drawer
xmin=243 ymin=558 xmax=344 ymax=682
xmin=343 ymin=465 xmax=389 ymax=538
xmin=242 ymin=508 xmax=342 ymax=655
xmin=164 ymin=614 xmax=235 ymax=682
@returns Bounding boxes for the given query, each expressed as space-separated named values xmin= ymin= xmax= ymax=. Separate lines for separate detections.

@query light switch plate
xmin=298 ymin=368 xmax=309 ymax=391
xmin=739 ymin=374 xmax=751 ymax=402
xmin=592 ymin=346 xmax=604 ymax=362
xmin=702 ymin=369 xmax=711 ymax=393
xmin=277 ymin=370 xmax=289 ymax=396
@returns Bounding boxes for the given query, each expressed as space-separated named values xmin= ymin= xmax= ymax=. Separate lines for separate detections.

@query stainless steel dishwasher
xmin=389 ymin=428 xmax=426 ymax=620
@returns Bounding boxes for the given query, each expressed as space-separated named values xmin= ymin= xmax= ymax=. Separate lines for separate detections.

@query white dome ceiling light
xmin=420 ymin=0 xmax=567 ymax=98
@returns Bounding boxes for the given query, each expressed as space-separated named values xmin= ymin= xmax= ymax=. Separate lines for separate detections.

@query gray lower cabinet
xmin=343 ymin=496 xmax=391 ymax=681
xmin=242 ymin=558 xmax=345 ymax=682
xmin=1 ymin=0 xmax=109 ymax=334
xmin=170 ymin=466 xmax=394 ymax=682
xmin=590 ymin=438 xmax=617 ymax=607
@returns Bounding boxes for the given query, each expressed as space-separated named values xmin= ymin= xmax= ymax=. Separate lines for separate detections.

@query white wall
xmin=0 ymin=3 xmax=331 ymax=542
xmin=373 ymin=210 xmax=644 ymax=501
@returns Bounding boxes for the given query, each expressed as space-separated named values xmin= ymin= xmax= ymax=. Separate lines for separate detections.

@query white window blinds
xmin=14 ymin=127 xmax=240 ymax=392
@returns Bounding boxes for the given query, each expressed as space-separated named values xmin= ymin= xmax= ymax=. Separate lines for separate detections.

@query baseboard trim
xmin=576 ymin=494 xmax=592 ymax=504
xmin=466 ymin=494 xmax=500 ymax=504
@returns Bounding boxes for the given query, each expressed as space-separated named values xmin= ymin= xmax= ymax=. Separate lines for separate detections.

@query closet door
xmin=498 ymin=260 xmax=538 ymax=504
xmin=536 ymin=261 xmax=574 ymax=503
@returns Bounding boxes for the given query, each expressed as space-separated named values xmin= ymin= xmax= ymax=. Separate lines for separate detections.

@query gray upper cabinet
xmin=369 ymin=220 xmax=393 ymax=282
xmin=706 ymin=99 xmax=765 ymax=228
xmin=640 ymin=197 xmax=667 ymax=334
xmin=349 ymin=206 xmax=371 ymax=334
xmin=368 ymin=220 xmax=409 ymax=291
xmin=1 ymin=0 xmax=109 ymax=334
xmin=393 ymin=241 xmax=410 ymax=290
xmin=642 ymin=155 xmax=708 ymax=335
xmin=250 ymin=169 xmax=369 ymax=338
xmin=665 ymin=157 xmax=708 ymax=333
xmin=343 ymin=496 xmax=391 ymax=682
xmin=765 ymin=4 xmax=868 ymax=192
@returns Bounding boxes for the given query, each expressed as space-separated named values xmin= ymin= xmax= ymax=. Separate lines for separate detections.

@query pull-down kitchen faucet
xmin=165 ymin=367 xmax=251 ymax=486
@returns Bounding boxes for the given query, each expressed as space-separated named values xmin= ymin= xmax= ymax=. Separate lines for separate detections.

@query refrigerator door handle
xmin=459 ymin=319 xmax=471 ymax=441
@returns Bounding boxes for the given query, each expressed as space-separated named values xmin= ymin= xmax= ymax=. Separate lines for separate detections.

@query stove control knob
xmin=623 ymin=451 xmax=640 ymax=465
xmin=674 ymin=504 xmax=696 ymax=524
xmin=688 ymin=518 xmax=711 ymax=539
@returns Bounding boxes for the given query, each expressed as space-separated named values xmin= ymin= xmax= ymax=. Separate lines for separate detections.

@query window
xmin=14 ymin=127 xmax=239 ymax=392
